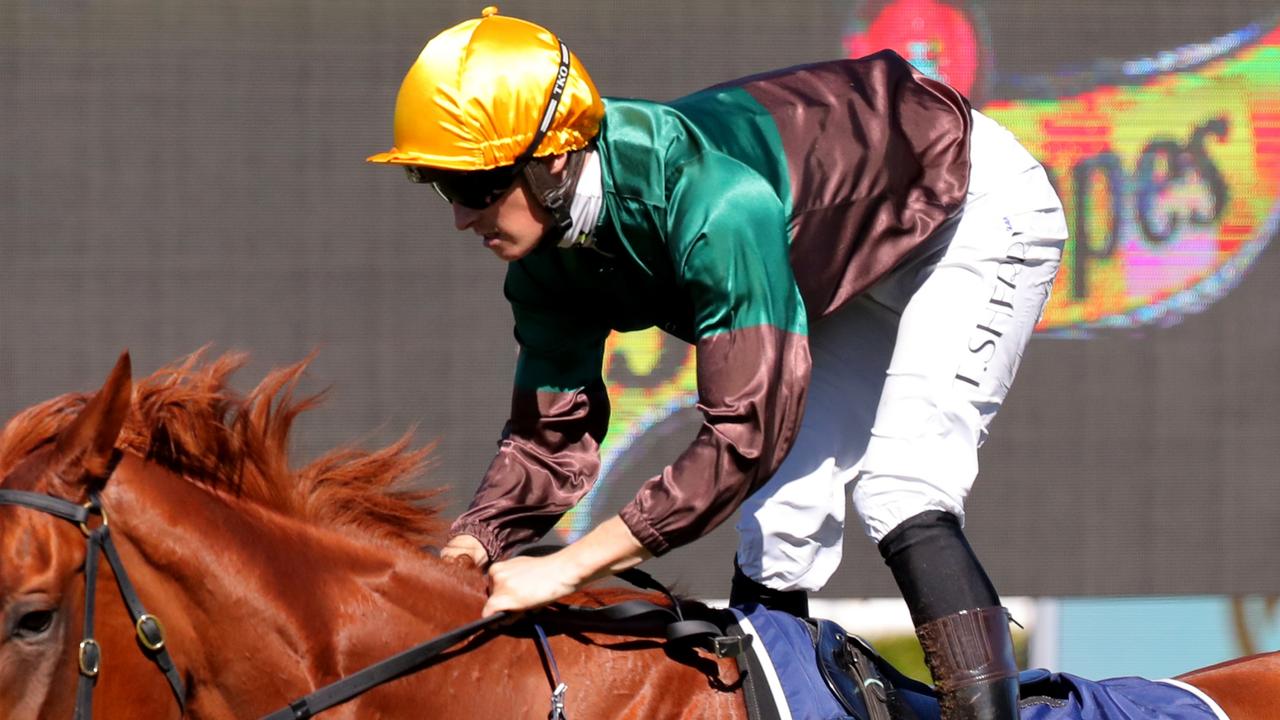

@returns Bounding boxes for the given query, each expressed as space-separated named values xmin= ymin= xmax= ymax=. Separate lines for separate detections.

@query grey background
xmin=2 ymin=1 xmax=1277 ymax=597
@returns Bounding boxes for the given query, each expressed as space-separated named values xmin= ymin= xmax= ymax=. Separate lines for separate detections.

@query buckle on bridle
xmin=136 ymin=614 xmax=166 ymax=651
xmin=79 ymin=639 xmax=102 ymax=677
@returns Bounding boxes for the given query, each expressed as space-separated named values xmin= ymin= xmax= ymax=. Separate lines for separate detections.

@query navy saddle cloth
xmin=726 ymin=604 xmax=1226 ymax=720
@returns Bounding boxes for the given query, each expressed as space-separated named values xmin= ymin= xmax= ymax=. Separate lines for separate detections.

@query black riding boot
xmin=729 ymin=557 xmax=810 ymax=618
xmin=878 ymin=511 xmax=1019 ymax=720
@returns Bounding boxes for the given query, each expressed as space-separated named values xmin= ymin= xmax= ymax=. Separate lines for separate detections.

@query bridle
xmin=0 ymin=480 xmax=186 ymax=720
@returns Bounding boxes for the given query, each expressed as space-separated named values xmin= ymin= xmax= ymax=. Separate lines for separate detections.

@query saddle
xmin=723 ymin=603 xmax=935 ymax=720
xmin=512 ymin=548 xmax=929 ymax=720
xmin=521 ymin=598 xmax=926 ymax=720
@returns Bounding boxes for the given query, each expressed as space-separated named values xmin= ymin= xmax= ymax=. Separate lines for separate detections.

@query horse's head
xmin=0 ymin=349 xmax=475 ymax=718
xmin=0 ymin=353 xmax=132 ymax=719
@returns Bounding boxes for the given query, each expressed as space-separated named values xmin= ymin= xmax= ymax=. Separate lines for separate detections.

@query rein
xmin=260 ymin=611 xmax=517 ymax=720
xmin=261 ymin=554 xmax=728 ymax=720
xmin=0 ymin=486 xmax=187 ymax=720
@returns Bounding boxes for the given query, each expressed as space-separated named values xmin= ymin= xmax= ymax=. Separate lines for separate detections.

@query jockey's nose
xmin=452 ymin=203 xmax=481 ymax=231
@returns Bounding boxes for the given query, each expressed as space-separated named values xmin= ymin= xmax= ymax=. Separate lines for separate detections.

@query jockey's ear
xmin=52 ymin=352 xmax=132 ymax=495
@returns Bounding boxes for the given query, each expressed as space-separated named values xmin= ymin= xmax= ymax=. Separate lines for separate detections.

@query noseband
xmin=0 ymin=484 xmax=186 ymax=719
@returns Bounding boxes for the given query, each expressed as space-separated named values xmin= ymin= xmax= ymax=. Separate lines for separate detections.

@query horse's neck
xmin=102 ymin=455 xmax=484 ymax=715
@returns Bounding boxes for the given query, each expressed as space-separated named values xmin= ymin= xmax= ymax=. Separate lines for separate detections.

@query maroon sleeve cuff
xmin=447 ymin=520 xmax=506 ymax=563
xmin=619 ymin=500 xmax=672 ymax=556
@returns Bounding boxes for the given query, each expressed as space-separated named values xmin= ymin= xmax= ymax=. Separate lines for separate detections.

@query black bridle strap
xmin=98 ymin=525 xmax=187 ymax=707
xmin=0 ymin=489 xmax=187 ymax=719
xmin=0 ymin=490 xmax=90 ymax=524
xmin=261 ymin=611 xmax=515 ymax=720
xmin=77 ymin=526 xmax=101 ymax=720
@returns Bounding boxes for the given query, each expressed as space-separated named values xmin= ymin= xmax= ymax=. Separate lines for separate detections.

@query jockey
xmin=368 ymin=7 xmax=1067 ymax=720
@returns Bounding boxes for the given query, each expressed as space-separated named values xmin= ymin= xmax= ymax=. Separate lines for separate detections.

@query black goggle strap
xmin=520 ymin=38 xmax=576 ymax=236
xmin=515 ymin=38 xmax=572 ymax=167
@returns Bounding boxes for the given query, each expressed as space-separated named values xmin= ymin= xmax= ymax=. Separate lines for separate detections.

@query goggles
xmin=404 ymin=164 xmax=526 ymax=210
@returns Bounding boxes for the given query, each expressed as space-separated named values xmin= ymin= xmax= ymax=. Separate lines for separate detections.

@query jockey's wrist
xmin=440 ymin=533 xmax=490 ymax=568
xmin=447 ymin=520 xmax=503 ymax=563
xmin=559 ymin=515 xmax=653 ymax=587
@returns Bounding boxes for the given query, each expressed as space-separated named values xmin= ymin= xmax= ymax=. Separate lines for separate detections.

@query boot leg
xmin=878 ymin=511 xmax=1019 ymax=720
xmin=729 ymin=557 xmax=810 ymax=618
xmin=916 ymin=607 xmax=1020 ymax=720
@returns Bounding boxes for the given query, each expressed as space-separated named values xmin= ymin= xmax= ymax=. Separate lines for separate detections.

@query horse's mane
xmin=0 ymin=350 xmax=443 ymax=547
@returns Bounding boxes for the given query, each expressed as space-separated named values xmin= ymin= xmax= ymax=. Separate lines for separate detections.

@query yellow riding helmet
xmin=367 ymin=6 xmax=603 ymax=171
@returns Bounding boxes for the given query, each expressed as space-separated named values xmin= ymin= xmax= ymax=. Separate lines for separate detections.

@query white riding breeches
xmin=734 ymin=110 xmax=1069 ymax=593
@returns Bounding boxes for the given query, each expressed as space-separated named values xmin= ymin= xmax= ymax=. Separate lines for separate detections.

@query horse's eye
xmin=13 ymin=609 xmax=55 ymax=639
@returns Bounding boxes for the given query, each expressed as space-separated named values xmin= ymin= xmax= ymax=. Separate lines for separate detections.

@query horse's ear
xmin=53 ymin=352 xmax=132 ymax=487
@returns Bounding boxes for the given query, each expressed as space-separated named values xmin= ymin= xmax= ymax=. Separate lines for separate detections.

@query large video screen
xmin=2 ymin=1 xmax=1277 ymax=597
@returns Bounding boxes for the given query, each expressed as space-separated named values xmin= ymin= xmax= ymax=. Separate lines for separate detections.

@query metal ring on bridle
xmin=78 ymin=500 xmax=108 ymax=537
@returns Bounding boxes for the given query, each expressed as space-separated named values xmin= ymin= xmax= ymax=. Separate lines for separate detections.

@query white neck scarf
xmin=558 ymin=149 xmax=604 ymax=249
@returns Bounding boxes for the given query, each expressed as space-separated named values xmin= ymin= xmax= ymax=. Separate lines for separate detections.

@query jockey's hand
xmin=481 ymin=515 xmax=652 ymax=618
xmin=440 ymin=534 xmax=490 ymax=569
xmin=483 ymin=553 xmax=581 ymax=617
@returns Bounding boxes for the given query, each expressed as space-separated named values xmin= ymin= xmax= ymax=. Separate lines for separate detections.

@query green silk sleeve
xmin=619 ymin=153 xmax=813 ymax=554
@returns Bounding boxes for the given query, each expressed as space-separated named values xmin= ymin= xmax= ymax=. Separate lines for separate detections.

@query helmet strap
xmin=524 ymin=148 xmax=588 ymax=246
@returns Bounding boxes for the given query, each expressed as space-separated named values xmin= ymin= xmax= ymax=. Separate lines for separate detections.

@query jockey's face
xmin=450 ymin=155 xmax=567 ymax=262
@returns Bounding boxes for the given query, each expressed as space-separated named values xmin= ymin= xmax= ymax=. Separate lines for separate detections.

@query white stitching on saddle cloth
xmin=1156 ymin=678 xmax=1231 ymax=720
xmin=729 ymin=608 xmax=795 ymax=720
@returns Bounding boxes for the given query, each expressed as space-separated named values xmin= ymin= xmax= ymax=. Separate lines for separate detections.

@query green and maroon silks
xmin=448 ymin=51 xmax=972 ymax=559
xmin=619 ymin=327 xmax=810 ymax=555
xmin=735 ymin=53 xmax=972 ymax=318
xmin=450 ymin=382 xmax=610 ymax=560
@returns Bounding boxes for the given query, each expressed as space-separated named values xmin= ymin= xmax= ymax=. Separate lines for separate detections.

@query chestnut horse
xmin=0 ymin=352 xmax=1273 ymax=720
xmin=0 ymin=352 xmax=742 ymax=719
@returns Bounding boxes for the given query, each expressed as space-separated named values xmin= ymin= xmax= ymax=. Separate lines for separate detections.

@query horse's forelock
xmin=0 ymin=351 xmax=444 ymax=547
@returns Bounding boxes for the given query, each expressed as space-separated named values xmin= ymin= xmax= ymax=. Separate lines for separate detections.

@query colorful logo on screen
xmin=847 ymin=5 xmax=1280 ymax=335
